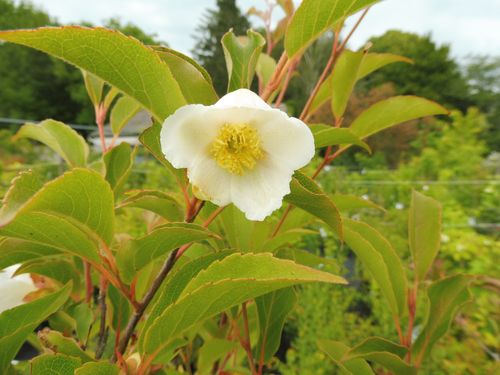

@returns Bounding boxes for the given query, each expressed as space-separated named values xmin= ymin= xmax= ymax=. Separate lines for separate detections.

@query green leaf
xmin=39 ymin=330 xmax=93 ymax=362
xmin=103 ymin=143 xmax=137 ymax=196
xmin=70 ymin=303 xmax=94 ymax=342
xmin=143 ymin=253 xmax=346 ymax=356
xmin=262 ymin=229 xmax=315 ymax=253
xmin=82 ymin=70 xmax=105 ymax=106
xmin=139 ymin=123 xmax=185 ymax=180
xmin=256 ymin=53 xmax=277 ymax=87
xmin=116 ymin=223 xmax=219 ymax=283
xmin=317 ymin=340 xmax=374 ymax=375
xmin=0 ymin=27 xmax=186 ymax=121
xmin=285 ymin=0 xmax=379 ymax=58
xmin=197 ymin=338 xmax=238 ymax=374
xmin=30 ymin=354 xmax=81 ymax=375
xmin=222 ymin=29 xmax=266 ymax=91
xmin=331 ymin=50 xmax=366 ymax=119
xmin=309 ymin=52 xmax=411 ymax=115
xmin=277 ymin=248 xmax=339 ymax=274
xmin=255 ymin=288 xmax=297 ymax=363
xmin=0 ymin=284 xmax=71 ymax=373
xmin=0 ymin=171 xmax=43 ymax=221
xmin=75 ymin=361 xmax=120 ymax=375
xmin=139 ymin=251 xmax=233 ymax=351
xmin=0 ymin=238 xmax=61 ymax=270
xmin=110 ymin=96 xmax=142 ymax=136
xmin=108 ymin=284 xmax=131 ymax=331
xmin=285 ymin=171 xmax=342 ymax=236
xmin=330 ymin=194 xmax=384 ymax=212
xmin=409 ymin=190 xmax=442 ymax=281
xmin=117 ymin=190 xmax=184 ymax=221
xmin=311 ymin=125 xmax=370 ymax=152
xmin=14 ymin=258 xmax=79 ymax=287
xmin=14 ymin=119 xmax=89 ymax=167
xmin=103 ymin=87 xmax=120 ymax=110
xmin=357 ymin=53 xmax=413 ymax=80
xmin=348 ymin=337 xmax=407 ymax=358
xmin=350 ymin=96 xmax=448 ymax=139
xmin=413 ymin=275 xmax=472 ymax=363
xmin=0 ymin=169 xmax=114 ymax=262
xmin=153 ymin=46 xmax=218 ymax=105
xmin=75 ymin=362 xmax=120 ymax=375
xmin=343 ymin=219 xmax=407 ymax=317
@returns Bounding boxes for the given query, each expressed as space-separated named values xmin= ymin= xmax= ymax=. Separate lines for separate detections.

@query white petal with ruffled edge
xmin=160 ymin=88 xmax=315 ymax=221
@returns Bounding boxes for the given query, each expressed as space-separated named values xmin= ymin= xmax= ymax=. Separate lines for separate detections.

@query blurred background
xmin=0 ymin=0 xmax=499 ymax=373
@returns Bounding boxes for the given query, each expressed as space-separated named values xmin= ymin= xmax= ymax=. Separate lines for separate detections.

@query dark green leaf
xmin=255 ymin=288 xmax=297 ymax=362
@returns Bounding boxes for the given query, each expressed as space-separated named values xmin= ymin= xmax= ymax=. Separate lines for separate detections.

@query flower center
xmin=210 ymin=123 xmax=264 ymax=175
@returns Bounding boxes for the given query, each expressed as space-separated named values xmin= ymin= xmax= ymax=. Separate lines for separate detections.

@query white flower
xmin=160 ymin=89 xmax=315 ymax=221
xmin=0 ymin=265 xmax=37 ymax=313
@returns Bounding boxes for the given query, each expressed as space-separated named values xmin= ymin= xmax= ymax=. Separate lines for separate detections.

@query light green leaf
xmin=39 ymin=330 xmax=93 ymax=362
xmin=353 ymin=352 xmax=416 ymax=375
xmin=409 ymin=190 xmax=442 ymax=281
xmin=103 ymin=143 xmax=137 ymax=196
xmin=348 ymin=337 xmax=407 ymax=358
xmin=110 ymin=96 xmax=142 ymax=136
xmin=108 ymin=284 xmax=131 ymax=331
xmin=357 ymin=53 xmax=413 ymax=80
xmin=317 ymin=340 xmax=374 ymax=375
xmin=0 ymin=171 xmax=43 ymax=222
xmin=116 ymin=223 xmax=219 ymax=283
xmin=75 ymin=362 xmax=120 ymax=375
xmin=262 ymin=229 xmax=315 ymax=253
xmin=30 ymin=354 xmax=81 ymax=375
xmin=331 ymin=49 xmax=366 ymax=119
xmin=0 ymin=284 xmax=71 ymax=373
xmin=413 ymin=275 xmax=472 ymax=363
xmin=139 ymin=251 xmax=233 ymax=351
xmin=285 ymin=0 xmax=379 ymax=58
xmin=350 ymin=96 xmax=448 ymax=139
xmin=255 ymin=288 xmax=297 ymax=363
xmin=343 ymin=219 xmax=407 ymax=317
xmin=143 ymin=253 xmax=346 ymax=356
xmin=256 ymin=53 xmax=277 ymax=87
xmin=14 ymin=258 xmax=79 ymax=287
xmin=70 ymin=303 xmax=94 ymax=342
xmin=311 ymin=125 xmax=370 ymax=152
xmin=82 ymin=70 xmax=105 ymax=106
xmin=153 ymin=46 xmax=218 ymax=105
xmin=0 ymin=238 xmax=61 ymax=270
xmin=277 ymin=248 xmax=339 ymax=274
xmin=285 ymin=171 xmax=342 ymax=236
xmin=103 ymin=87 xmax=120 ymax=110
xmin=117 ymin=190 xmax=184 ymax=221
xmin=330 ymin=194 xmax=384 ymax=212
xmin=197 ymin=338 xmax=238 ymax=374
xmin=0 ymin=27 xmax=186 ymax=121
xmin=14 ymin=119 xmax=89 ymax=167
xmin=222 ymin=29 xmax=266 ymax=91
xmin=0 ymin=169 xmax=114 ymax=262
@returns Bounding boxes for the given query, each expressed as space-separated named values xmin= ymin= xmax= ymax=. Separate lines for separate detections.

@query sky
xmin=18 ymin=0 xmax=500 ymax=59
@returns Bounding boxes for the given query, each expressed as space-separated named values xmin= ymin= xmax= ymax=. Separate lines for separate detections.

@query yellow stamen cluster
xmin=210 ymin=124 xmax=264 ymax=175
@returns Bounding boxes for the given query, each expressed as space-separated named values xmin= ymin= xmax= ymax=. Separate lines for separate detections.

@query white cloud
xmin=21 ymin=0 xmax=500 ymax=58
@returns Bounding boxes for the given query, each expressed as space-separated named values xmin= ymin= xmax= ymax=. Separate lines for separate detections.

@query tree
xmin=365 ymin=30 xmax=471 ymax=111
xmin=464 ymin=56 xmax=500 ymax=151
xmin=191 ymin=0 xmax=250 ymax=95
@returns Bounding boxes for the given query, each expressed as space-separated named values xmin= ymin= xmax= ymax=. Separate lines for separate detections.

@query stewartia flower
xmin=160 ymin=89 xmax=315 ymax=220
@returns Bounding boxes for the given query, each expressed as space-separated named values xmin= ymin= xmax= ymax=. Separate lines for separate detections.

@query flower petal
xmin=253 ymin=110 xmax=315 ymax=171
xmin=160 ymin=104 xmax=219 ymax=168
xmin=230 ymin=158 xmax=293 ymax=221
xmin=187 ymin=156 xmax=232 ymax=206
xmin=214 ymin=88 xmax=271 ymax=110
